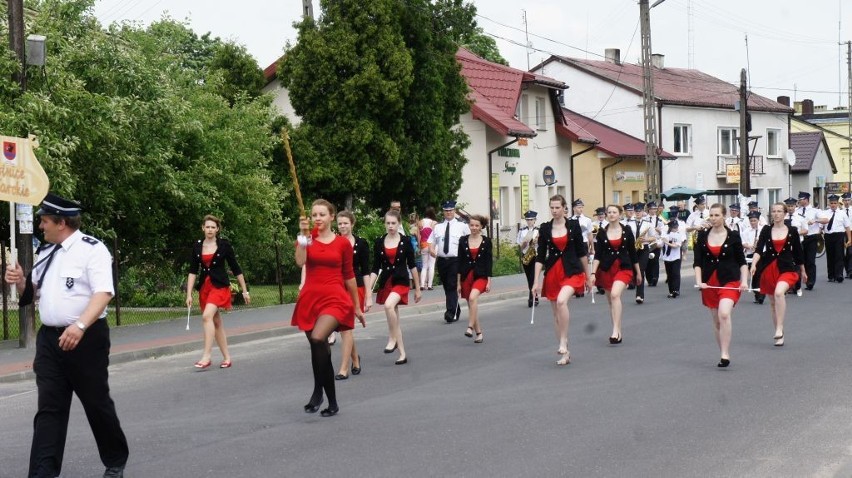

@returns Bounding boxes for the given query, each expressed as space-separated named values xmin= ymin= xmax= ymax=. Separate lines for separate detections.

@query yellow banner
xmin=520 ymin=174 xmax=529 ymax=215
xmin=0 ymin=135 xmax=49 ymax=205
xmin=726 ymin=164 xmax=740 ymax=184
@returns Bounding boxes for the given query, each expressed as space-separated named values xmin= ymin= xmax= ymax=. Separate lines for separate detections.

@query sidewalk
xmin=0 ymin=274 xmax=531 ymax=383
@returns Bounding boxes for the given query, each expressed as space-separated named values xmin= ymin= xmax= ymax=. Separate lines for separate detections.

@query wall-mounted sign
xmin=542 ymin=166 xmax=556 ymax=186
xmin=826 ymin=182 xmax=850 ymax=194
xmin=726 ymin=164 xmax=740 ymax=184
xmin=520 ymin=174 xmax=530 ymax=214
xmin=498 ymin=148 xmax=520 ymax=158
xmin=614 ymin=171 xmax=644 ymax=182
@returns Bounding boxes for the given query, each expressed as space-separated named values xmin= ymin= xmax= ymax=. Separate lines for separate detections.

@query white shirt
xmin=571 ymin=214 xmax=593 ymax=243
xmin=429 ymin=217 xmax=471 ymax=258
xmin=821 ymin=207 xmax=852 ymax=234
xmin=686 ymin=209 xmax=709 ymax=230
xmin=782 ymin=211 xmax=807 ymax=236
xmin=32 ymin=230 xmax=114 ymax=327
xmin=799 ymin=205 xmax=822 ymax=236
xmin=740 ymin=225 xmax=761 ymax=260
xmin=725 ymin=216 xmax=744 ymax=233
xmin=516 ymin=225 xmax=539 ymax=255
xmin=660 ymin=230 xmax=686 ymax=262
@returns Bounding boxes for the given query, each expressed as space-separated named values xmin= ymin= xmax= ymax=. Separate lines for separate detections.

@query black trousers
xmin=30 ymin=320 xmax=128 ymax=478
xmin=645 ymin=249 xmax=660 ymax=285
xmin=664 ymin=259 xmax=680 ymax=294
xmin=802 ymin=235 xmax=819 ymax=288
xmin=436 ymin=257 xmax=460 ymax=322
xmin=522 ymin=260 xmax=536 ymax=303
xmin=635 ymin=248 xmax=649 ymax=299
xmin=845 ymin=243 xmax=852 ymax=277
xmin=825 ymin=233 xmax=845 ymax=281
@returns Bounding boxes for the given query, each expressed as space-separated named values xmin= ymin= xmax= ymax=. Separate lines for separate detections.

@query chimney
xmin=605 ymin=48 xmax=621 ymax=65
xmin=802 ymin=99 xmax=814 ymax=115
xmin=776 ymin=96 xmax=790 ymax=107
xmin=651 ymin=53 xmax=664 ymax=69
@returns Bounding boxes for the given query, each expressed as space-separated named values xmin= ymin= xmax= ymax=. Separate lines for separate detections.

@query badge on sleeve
xmin=66 ymin=277 xmax=74 ymax=289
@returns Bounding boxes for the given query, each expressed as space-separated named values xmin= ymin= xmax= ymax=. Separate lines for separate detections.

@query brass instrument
xmin=521 ymin=227 xmax=537 ymax=265
xmin=636 ymin=222 xmax=651 ymax=251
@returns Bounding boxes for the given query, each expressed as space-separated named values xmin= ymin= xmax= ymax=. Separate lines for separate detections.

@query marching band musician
xmin=685 ymin=196 xmax=710 ymax=235
xmin=632 ymin=202 xmax=651 ymax=304
xmin=570 ymin=199 xmax=595 ymax=255
xmin=746 ymin=201 xmax=768 ymax=228
xmin=593 ymin=207 xmax=607 ymax=295
xmin=642 ymin=201 xmax=664 ymax=287
xmin=668 ymin=204 xmax=688 ymax=259
xmin=517 ymin=210 xmax=540 ymax=307
xmin=818 ymin=194 xmax=852 ymax=283
xmin=660 ymin=219 xmax=686 ymax=298
xmin=726 ymin=204 xmax=744 ymax=233
xmin=797 ymin=191 xmax=821 ymax=290
xmin=621 ymin=203 xmax=638 ymax=290
xmin=740 ymin=210 xmax=765 ymax=304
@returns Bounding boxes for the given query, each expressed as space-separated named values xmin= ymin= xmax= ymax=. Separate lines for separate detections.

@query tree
xmin=432 ymin=0 xmax=507 ymax=66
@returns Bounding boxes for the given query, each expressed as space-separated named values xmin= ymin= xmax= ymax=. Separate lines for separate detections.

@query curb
xmin=0 ymin=287 xmax=528 ymax=384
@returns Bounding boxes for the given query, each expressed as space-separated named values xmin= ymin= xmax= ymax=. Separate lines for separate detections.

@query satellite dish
xmin=786 ymin=149 xmax=797 ymax=167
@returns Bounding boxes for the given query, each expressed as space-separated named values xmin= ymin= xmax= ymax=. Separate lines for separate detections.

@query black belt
xmin=41 ymin=324 xmax=69 ymax=332
xmin=437 ymin=256 xmax=457 ymax=259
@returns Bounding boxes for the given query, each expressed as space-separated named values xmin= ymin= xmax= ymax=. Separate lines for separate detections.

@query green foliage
xmin=432 ymin=0 xmax=508 ymax=65
xmin=118 ymin=264 xmax=184 ymax=307
xmin=492 ymin=239 xmax=522 ymax=276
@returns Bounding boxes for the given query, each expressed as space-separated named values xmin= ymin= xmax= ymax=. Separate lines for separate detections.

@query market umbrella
xmin=660 ymin=186 xmax=707 ymax=201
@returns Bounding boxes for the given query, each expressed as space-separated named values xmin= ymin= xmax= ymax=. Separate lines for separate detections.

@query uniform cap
xmin=694 ymin=196 xmax=706 ymax=205
xmin=646 ymin=201 xmax=657 ymax=208
xmin=747 ymin=211 xmax=761 ymax=219
xmin=634 ymin=202 xmax=645 ymax=211
xmin=842 ymin=192 xmax=851 ymax=199
xmin=523 ymin=210 xmax=538 ymax=219
xmin=828 ymin=194 xmax=840 ymax=201
xmin=729 ymin=204 xmax=740 ymax=211
xmin=36 ymin=193 xmax=82 ymax=217
xmin=747 ymin=201 xmax=759 ymax=208
xmin=441 ymin=200 xmax=457 ymax=210
xmin=783 ymin=197 xmax=797 ymax=205
xmin=572 ymin=198 xmax=584 ymax=207
xmin=798 ymin=191 xmax=811 ymax=199
xmin=667 ymin=219 xmax=679 ymax=228
xmin=594 ymin=207 xmax=606 ymax=215
xmin=623 ymin=203 xmax=634 ymax=211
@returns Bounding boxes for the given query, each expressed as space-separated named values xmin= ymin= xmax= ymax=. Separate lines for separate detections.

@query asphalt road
xmin=2 ymin=282 xmax=852 ymax=477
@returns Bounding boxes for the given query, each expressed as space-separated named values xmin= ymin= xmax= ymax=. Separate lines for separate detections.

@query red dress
xmin=291 ymin=236 xmax=356 ymax=331
xmin=543 ymin=234 xmax=586 ymax=300
xmin=460 ymin=247 xmax=488 ymax=299
xmin=596 ymin=238 xmax=635 ymax=290
xmin=701 ymin=244 xmax=742 ymax=308
xmin=199 ymin=253 xmax=233 ymax=310
xmin=376 ymin=247 xmax=410 ymax=305
xmin=759 ymin=239 xmax=800 ymax=295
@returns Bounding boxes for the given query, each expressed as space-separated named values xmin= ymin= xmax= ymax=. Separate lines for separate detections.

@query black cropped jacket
xmin=352 ymin=236 xmax=370 ymax=287
xmin=754 ymin=225 xmax=804 ymax=274
xmin=189 ymin=239 xmax=243 ymax=290
xmin=693 ymin=229 xmax=748 ymax=284
xmin=594 ymin=224 xmax=639 ymax=271
xmin=458 ymin=235 xmax=493 ymax=279
xmin=536 ymin=220 xmax=588 ymax=275
xmin=372 ymin=234 xmax=417 ymax=287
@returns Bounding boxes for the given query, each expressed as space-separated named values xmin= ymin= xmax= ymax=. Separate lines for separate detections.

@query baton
xmin=185 ymin=305 xmax=191 ymax=331
xmin=281 ymin=129 xmax=306 ymax=218
xmin=694 ymin=284 xmax=759 ymax=292
xmin=530 ymin=299 xmax=536 ymax=325
xmin=588 ymin=254 xmax=595 ymax=304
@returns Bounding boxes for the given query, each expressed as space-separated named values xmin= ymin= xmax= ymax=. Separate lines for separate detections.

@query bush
xmin=118 ymin=264 xmax=185 ymax=307
xmin=492 ymin=239 xmax=522 ymax=276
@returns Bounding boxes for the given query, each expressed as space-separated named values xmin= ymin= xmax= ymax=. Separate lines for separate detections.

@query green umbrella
xmin=661 ymin=186 xmax=707 ymax=201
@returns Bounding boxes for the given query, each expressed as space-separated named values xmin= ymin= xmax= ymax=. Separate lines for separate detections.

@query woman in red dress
xmin=456 ymin=214 xmax=492 ymax=344
xmin=590 ymin=205 xmax=641 ymax=345
xmin=334 ymin=211 xmax=371 ymax=380
xmin=749 ymin=202 xmax=806 ymax=347
xmin=371 ymin=209 xmax=422 ymax=365
xmin=291 ymin=200 xmax=366 ymax=417
xmin=693 ymin=203 xmax=749 ymax=367
xmin=186 ymin=215 xmax=249 ymax=369
xmin=531 ymin=195 xmax=591 ymax=365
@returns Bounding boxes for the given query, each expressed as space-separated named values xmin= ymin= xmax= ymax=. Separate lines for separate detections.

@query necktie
xmin=828 ymin=211 xmax=836 ymax=232
xmin=443 ymin=221 xmax=451 ymax=254
xmin=700 ymin=211 xmax=704 ymax=219
xmin=801 ymin=207 xmax=805 ymax=216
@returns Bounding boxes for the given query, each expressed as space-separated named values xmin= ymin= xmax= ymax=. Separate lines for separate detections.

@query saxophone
xmin=636 ymin=222 xmax=651 ymax=251
xmin=521 ymin=227 xmax=538 ymax=265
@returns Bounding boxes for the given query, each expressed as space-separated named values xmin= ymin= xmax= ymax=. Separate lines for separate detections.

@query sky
xmin=91 ymin=0 xmax=850 ymax=108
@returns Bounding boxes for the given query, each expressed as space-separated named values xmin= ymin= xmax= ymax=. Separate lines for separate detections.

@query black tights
xmin=306 ymin=329 xmax=336 ymax=409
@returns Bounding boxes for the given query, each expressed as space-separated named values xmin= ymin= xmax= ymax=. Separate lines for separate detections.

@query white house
xmin=531 ymin=50 xmax=794 ymax=209
xmin=789 ymin=131 xmax=837 ymax=206
xmin=456 ymin=48 xmax=573 ymax=237
xmin=261 ymin=59 xmax=300 ymax=126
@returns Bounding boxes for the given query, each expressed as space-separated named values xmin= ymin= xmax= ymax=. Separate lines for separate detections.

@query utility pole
xmin=738 ymin=68 xmax=750 ymax=198
xmin=7 ymin=0 xmax=35 ymax=348
xmin=846 ymin=41 xmax=851 ymax=184
xmin=640 ymin=0 xmax=660 ymax=204
xmin=522 ymin=9 xmax=531 ymax=71
xmin=302 ymin=0 xmax=314 ymax=20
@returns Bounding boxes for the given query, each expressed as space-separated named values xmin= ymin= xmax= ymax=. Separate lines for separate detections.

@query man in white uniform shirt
xmin=632 ymin=202 xmax=651 ymax=303
xmin=819 ymin=194 xmax=852 ymax=283
xmin=686 ymin=196 xmax=709 ymax=234
xmin=797 ymin=191 xmax=821 ymax=290
xmin=516 ymin=210 xmax=539 ymax=307
xmin=4 ymin=193 xmax=128 ymax=478
xmin=429 ymin=200 xmax=471 ymax=323
xmin=642 ymin=201 xmax=664 ymax=287
xmin=746 ymin=201 xmax=768 ymax=228
xmin=740 ymin=210 xmax=766 ymax=304
xmin=842 ymin=192 xmax=852 ymax=278
xmin=726 ymin=204 xmax=744 ymax=232
xmin=570 ymin=198 xmax=594 ymax=254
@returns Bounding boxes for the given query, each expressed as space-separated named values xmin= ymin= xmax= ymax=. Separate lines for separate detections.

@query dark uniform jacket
xmin=753 ymin=225 xmax=805 ymax=275
xmin=352 ymin=236 xmax=371 ymax=287
xmin=372 ymin=234 xmax=417 ymax=287
xmin=594 ymin=224 xmax=639 ymax=271
xmin=457 ymin=235 xmax=493 ymax=279
xmin=536 ymin=219 xmax=588 ymax=275
xmin=189 ymin=238 xmax=243 ymax=290
xmin=693 ymin=229 xmax=748 ymax=284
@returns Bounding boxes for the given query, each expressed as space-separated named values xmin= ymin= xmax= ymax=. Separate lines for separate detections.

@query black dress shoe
xmin=717 ymin=358 xmax=730 ymax=368
xmin=335 ymin=373 xmax=349 ymax=380
xmin=609 ymin=335 xmax=622 ymax=344
xmin=304 ymin=397 xmax=323 ymax=414
xmin=395 ymin=357 xmax=408 ymax=365
xmin=320 ymin=406 xmax=339 ymax=417
xmin=805 ymin=285 xmax=814 ymax=290
xmin=383 ymin=344 xmax=398 ymax=354
xmin=351 ymin=355 xmax=361 ymax=375
xmin=836 ymin=279 xmax=844 ymax=284
xmin=104 ymin=466 xmax=125 ymax=478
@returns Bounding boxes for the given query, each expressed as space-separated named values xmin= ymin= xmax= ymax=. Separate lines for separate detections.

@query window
xmin=768 ymin=188 xmax=781 ymax=205
xmin=516 ymin=94 xmax=529 ymax=125
xmin=766 ymin=129 xmax=780 ymax=157
xmin=718 ymin=127 xmax=740 ymax=156
xmin=673 ymin=124 xmax=691 ymax=154
xmin=613 ymin=190 xmax=621 ymax=204
xmin=535 ymin=97 xmax=547 ymax=130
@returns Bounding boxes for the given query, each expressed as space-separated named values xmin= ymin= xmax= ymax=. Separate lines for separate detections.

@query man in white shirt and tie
xmin=643 ymin=201 xmax=663 ymax=287
xmin=798 ymin=191 xmax=821 ymax=290
xmin=842 ymin=192 xmax=852 ymax=279
xmin=570 ymin=198 xmax=594 ymax=254
xmin=726 ymin=203 xmax=744 ymax=232
xmin=818 ymin=194 xmax=852 ymax=283
xmin=428 ymin=200 xmax=471 ymax=323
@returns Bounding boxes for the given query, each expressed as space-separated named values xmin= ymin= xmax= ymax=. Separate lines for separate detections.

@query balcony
xmin=716 ymin=155 xmax=765 ymax=177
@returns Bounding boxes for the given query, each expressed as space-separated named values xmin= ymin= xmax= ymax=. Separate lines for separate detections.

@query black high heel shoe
xmin=383 ymin=344 xmax=398 ymax=354
xmin=609 ymin=335 xmax=622 ymax=344
xmin=304 ymin=396 xmax=323 ymax=413
xmin=320 ymin=405 xmax=339 ymax=417
xmin=351 ymin=355 xmax=361 ymax=375
xmin=717 ymin=358 xmax=730 ymax=368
